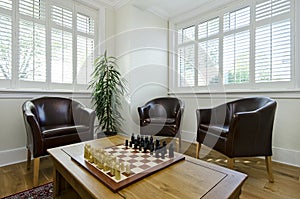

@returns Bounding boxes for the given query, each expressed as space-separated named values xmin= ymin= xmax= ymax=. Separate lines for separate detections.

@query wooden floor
xmin=0 ymin=141 xmax=300 ymax=198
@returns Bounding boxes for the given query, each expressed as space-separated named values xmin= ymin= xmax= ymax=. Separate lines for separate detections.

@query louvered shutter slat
xmin=0 ymin=9 xmax=12 ymax=79
xmin=255 ymin=0 xmax=291 ymax=83
xmin=51 ymin=5 xmax=73 ymax=84
xmin=18 ymin=0 xmax=46 ymax=82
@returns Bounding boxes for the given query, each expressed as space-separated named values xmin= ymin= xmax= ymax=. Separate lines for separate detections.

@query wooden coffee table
xmin=48 ymin=135 xmax=247 ymax=199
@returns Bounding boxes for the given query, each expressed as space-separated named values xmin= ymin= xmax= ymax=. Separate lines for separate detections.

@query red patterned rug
xmin=2 ymin=182 xmax=53 ymax=199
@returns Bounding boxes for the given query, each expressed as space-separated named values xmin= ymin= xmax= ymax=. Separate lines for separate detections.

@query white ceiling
xmin=130 ymin=0 xmax=210 ymax=19
xmin=97 ymin=0 xmax=212 ymax=18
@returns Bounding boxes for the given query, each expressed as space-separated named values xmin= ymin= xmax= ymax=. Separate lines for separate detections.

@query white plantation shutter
xmin=0 ymin=0 xmax=98 ymax=90
xmin=178 ymin=26 xmax=195 ymax=87
xmin=198 ymin=18 xmax=220 ymax=86
xmin=223 ymin=30 xmax=250 ymax=84
xmin=0 ymin=0 xmax=12 ymax=80
xmin=224 ymin=7 xmax=250 ymax=32
xmin=178 ymin=45 xmax=195 ymax=87
xmin=19 ymin=0 xmax=45 ymax=19
xmin=50 ymin=5 xmax=73 ymax=84
xmin=76 ymin=13 xmax=95 ymax=85
xmin=178 ymin=26 xmax=195 ymax=44
xmin=18 ymin=0 xmax=46 ymax=82
xmin=0 ymin=0 xmax=12 ymax=10
xmin=255 ymin=0 xmax=291 ymax=82
xmin=19 ymin=20 xmax=46 ymax=81
xmin=174 ymin=0 xmax=294 ymax=91
xmin=223 ymin=7 xmax=250 ymax=85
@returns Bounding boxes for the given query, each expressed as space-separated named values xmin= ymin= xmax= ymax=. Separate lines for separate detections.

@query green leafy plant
xmin=89 ymin=50 xmax=127 ymax=135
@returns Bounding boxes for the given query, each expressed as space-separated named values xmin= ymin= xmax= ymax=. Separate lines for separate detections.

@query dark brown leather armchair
xmin=196 ymin=97 xmax=277 ymax=182
xmin=22 ymin=96 xmax=96 ymax=186
xmin=138 ymin=97 xmax=184 ymax=150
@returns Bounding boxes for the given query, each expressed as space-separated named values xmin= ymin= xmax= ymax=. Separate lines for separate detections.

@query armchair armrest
xmin=175 ymin=103 xmax=184 ymax=128
xmin=196 ymin=108 xmax=212 ymax=125
xmin=138 ymin=105 xmax=150 ymax=119
xmin=23 ymin=107 xmax=43 ymax=157
xmin=74 ymin=106 xmax=96 ymax=127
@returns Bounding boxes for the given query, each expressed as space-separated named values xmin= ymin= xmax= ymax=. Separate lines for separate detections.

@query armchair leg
xmin=265 ymin=156 xmax=274 ymax=183
xmin=26 ymin=149 xmax=31 ymax=170
xmin=227 ymin=158 xmax=234 ymax=169
xmin=196 ymin=142 xmax=201 ymax=159
xmin=33 ymin=157 xmax=40 ymax=187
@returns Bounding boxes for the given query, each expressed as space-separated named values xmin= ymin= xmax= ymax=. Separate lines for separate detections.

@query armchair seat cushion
xmin=199 ymin=124 xmax=229 ymax=137
xmin=41 ymin=125 xmax=89 ymax=138
xmin=144 ymin=118 xmax=176 ymax=125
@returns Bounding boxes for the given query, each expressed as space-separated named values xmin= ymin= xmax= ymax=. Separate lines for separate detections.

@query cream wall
xmin=114 ymin=4 xmax=169 ymax=135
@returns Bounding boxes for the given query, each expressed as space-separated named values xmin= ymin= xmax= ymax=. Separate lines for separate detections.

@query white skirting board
xmin=0 ymin=147 xmax=27 ymax=167
xmin=0 ymin=133 xmax=299 ymax=168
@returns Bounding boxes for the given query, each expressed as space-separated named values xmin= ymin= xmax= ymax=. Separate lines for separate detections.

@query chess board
xmin=69 ymin=144 xmax=185 ymax=192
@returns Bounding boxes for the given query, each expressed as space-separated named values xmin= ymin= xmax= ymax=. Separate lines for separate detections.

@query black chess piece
xmin=155 ymin=140 xmax=160 ymax=151
xmin=145 ymin=136 xmax=149 ymax=144
xmin=143 ymin=142 xmax=148 ymax=152
xmin=155 ymin=149 xmax=160 ymax=158
xmin=131 ymin=133 xmax=135 ymax=142
xmin=161 ymin=149 xmax=165 ymax=159
xmin=150 ymin=136 xmax=153 ymax=144
xmin=150 ymin=143 xmax=154 ymax=155
xmin=162 ymin=141 xmax=167 ymax=154
xmin=125 ymin=140 xmax=129 ymax=148
xmin=169 ymin=143 xmax=174 ymax=158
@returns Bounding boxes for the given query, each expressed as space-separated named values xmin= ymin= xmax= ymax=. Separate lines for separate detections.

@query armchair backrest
xmin=29 ymin=96 xmax=78 ymax=126
xmin=145 ymin=97 xmax=182 ymax=118
xmin=229 ymin=97 xmax=274 ymax=114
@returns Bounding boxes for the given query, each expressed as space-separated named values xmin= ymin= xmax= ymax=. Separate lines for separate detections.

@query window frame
xmin=169 ymin=0 xmax=296 ymax=94
xmin=0 ymin=0 xmax=100 ymax=92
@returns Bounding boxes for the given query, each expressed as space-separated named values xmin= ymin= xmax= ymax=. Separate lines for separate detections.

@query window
xmin=50 ymin=5 xmax=73 ymax=84
xmin=175 ymin=0 xmax=294 ymax=90
xmin=19 ymin=0 xmax=46 ymax=82
xmin=0 ymin=0 xmax=12 ymax=80
xmin=76 ymin=13 xmax=95 ymax=85
xmin=0 ymin=0 xmax=98 ymax=90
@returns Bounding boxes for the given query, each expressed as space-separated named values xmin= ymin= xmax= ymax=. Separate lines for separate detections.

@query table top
xmin=48 ymin=135 xmax=247 ymax=199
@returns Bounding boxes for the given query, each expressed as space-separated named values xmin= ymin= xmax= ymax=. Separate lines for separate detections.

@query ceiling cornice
xmin=93 ymin=0 xmax=131 ymax=9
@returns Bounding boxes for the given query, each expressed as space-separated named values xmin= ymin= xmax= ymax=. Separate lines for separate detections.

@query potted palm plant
xmin=89 ymin=50 xmax=127 ymax=137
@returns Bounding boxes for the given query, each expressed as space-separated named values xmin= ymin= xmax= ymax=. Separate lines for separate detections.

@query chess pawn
xmin=84 ymin=144 xmax=91 ymax=159
xmin=115 ymin=165 xmax=121 ymax=181
xmin=97 ymin=158 xmax=103 ymax=169
xmin=125 ymin=163 xmax=131 ymax=175
xmin=115 ymin=157 xmax=120 ymax=166
xmin=111 ymin=162 xmax=115 ymax=175
xmin=94 ymin=151 xmax=100 ymax=165
xmin=89 ymin=147 xmax=94 ymax=163
xmin=103 ymin=163 xmax=109 ymax=171
xmin=120 ymin=162 xmax=125 ymax=171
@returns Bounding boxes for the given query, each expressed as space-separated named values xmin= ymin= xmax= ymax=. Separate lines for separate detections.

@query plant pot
xmin=97 ymin=131 xmax=117 ymax=138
